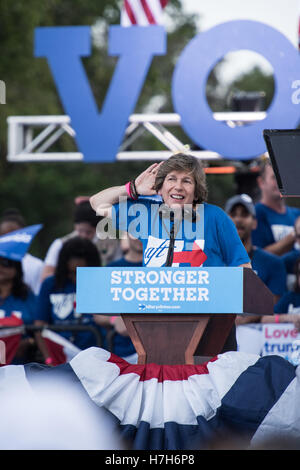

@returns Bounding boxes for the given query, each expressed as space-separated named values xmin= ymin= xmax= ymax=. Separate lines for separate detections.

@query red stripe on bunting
xmin=141 ymin=0 xmax=156 ymax=24
xmin=124 ymin=0 xmax=137 ymax=24
xmin=108 ymin=353 xmax=218 ymax=381
xmin=43 ymin=338 xmax=67 ymax=366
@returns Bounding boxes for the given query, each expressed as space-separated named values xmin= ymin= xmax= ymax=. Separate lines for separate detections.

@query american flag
xmin=121 ymin=0 xmax=168 ymax=26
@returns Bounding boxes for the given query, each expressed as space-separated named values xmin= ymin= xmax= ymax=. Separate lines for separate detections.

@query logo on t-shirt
xmin=49 ymin=293 xmax=77 ymax=320
xmin=288 ymin=304 xmax=300 ymax=314
xmin=144 ymin=236 xmax=205 ymax=267
xmin=271 ymin=224 xmax=294 ymax=242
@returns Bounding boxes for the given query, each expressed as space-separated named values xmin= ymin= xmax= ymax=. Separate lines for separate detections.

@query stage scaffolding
xmin=7 ymin=112 xmax=266 ymax=163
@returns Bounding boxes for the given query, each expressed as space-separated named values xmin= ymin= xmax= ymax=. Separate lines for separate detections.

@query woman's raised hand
xmin=135 ymin=162 xmax=163 ymax=196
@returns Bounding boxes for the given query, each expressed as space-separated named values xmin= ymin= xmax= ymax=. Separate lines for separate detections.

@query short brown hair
xmin=154 ymin=153 xmax=208 ymax=203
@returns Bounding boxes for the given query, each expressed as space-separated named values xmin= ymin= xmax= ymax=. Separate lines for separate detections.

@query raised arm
xmin=89 ymin=162 xmax=162 ymax=217
xmin=263 ymin=230 xmax=296 ymax=256
xmin=90 ymin=185 xmax=127 ymax=217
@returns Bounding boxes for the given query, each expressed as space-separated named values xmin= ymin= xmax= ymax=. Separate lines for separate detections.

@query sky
xmin=180 ymin=0 xmax=299 ymax=83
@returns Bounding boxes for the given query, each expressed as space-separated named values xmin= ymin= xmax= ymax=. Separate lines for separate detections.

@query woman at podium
xmin=90 ymin=152 xmax=251 ymax=270
xmin=90 ymin=152 xmax=251 ymax=352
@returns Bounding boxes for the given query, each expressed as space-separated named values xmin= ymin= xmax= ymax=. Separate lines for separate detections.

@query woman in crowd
xmin=34 ymin=236 xmax=104 ymax=365
xmin=0 ymin=209 xmax=44 ymax=295
xmin=0 ymin=255 xmax=36 ymax=362
xmin=90 ymin=152 xmax=251 ymax=352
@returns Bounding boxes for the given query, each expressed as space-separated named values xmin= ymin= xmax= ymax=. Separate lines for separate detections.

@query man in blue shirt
xmin=281 ymin=216 xmax=300 ymax=291
xmin=225 ymin=194 xmax=287 ymax=315
xmin=274 ymin=257 xmax=300 ymax=334
xmin=252 ymin=160 xmax=300 ymax=256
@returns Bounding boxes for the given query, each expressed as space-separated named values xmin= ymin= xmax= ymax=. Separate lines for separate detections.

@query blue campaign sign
xmin=0 ymin=224 xmax=43 ymax=261
xmin=76 ymin=267 xmax=243 ymax=315
xmin=35 ymin=21 xmax=300 ymax=162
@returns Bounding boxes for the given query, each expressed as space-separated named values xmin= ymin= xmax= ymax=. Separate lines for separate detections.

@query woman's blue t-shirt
xmin=252 ymin=203 xmax=300 ymax=249
xmin=35 ymin=276 xmax=103 ymax=350
xmin=0 ymin=291 xmax=36 ymax=324
xmin=274 ymin=291 xmax=300 ymax=314
xmin=113 ymin=199 xmax=249 ymax=267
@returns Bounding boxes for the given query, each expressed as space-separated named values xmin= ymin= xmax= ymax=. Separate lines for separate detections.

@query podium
xmin=76 ymin=267 xmax=274 ymax=365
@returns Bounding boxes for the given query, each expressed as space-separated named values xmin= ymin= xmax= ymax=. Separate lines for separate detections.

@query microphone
xmin=165 ymin=212 xmax=175 ymax=267
xmin=159 ymin=204 xmax=197 ymax=222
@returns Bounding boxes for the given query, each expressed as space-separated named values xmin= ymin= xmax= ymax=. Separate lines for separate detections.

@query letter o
xmin=172 ymin=20 xmax=300 ymax=160
xmin=122 ymin=287 xmax=135 ymax=301
xmin=146 ymin=271 xmax=159 ymax=284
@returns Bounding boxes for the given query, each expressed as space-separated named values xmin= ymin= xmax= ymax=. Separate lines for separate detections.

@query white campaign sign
xmin=237 ymin=323 xmax=300 ymax=365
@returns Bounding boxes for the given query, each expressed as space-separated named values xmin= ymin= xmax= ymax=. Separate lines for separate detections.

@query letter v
xmin=35 ymin=26 xmax=166 ymax=162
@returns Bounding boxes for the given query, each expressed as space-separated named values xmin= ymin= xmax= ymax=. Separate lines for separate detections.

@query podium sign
xmin=76 ymin=267 xmax=273 ymax=364
xmin=76 ymin=267 xmax=245 ymax=315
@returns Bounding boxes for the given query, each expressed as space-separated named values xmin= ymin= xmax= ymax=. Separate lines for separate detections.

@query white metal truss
xmin=7 ymin=112 xmax=266 ymax=162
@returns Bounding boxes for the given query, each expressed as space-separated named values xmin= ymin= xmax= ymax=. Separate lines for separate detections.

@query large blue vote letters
xmin=35 ymin=21 xmax=300 ymax=162
xmin=172 ymin=21 xmax=300 ymax=159
xmin=35 ymin=26 xmax=166 ymax=162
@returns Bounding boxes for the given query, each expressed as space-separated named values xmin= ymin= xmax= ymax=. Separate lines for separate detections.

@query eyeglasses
xmin=0 ymin=257 xmax=16 ymax=268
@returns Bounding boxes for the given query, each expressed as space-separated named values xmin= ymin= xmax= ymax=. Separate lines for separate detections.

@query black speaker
xmin=230 ymin=91 xmax=265 ymax=111
xmin=263 ymin=129 xmax=300 ymax=197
